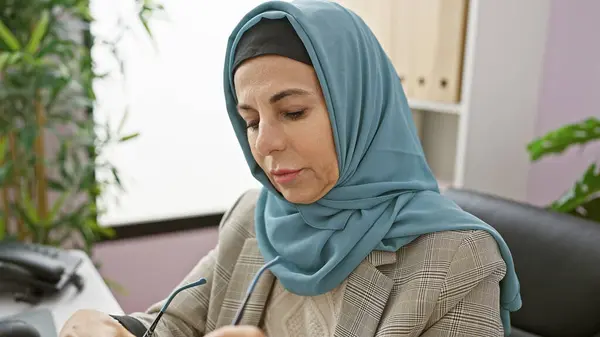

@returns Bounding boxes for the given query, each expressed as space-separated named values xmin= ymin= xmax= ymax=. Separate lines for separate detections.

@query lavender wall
xmin=94 ymin=227 xmax=219 ymax=313
xmin=526 ymin=0 xmax=600 ymax=206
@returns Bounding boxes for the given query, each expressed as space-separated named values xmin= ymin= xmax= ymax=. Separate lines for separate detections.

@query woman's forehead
xmin=234 ymin=55 xmax=320 ymax=95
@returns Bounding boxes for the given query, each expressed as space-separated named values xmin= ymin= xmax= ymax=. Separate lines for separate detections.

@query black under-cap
xmin=232 ymin=17 xmax=313 ymax=73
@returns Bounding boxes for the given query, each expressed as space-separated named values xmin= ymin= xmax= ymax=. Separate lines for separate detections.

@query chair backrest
xmin=443 ymin=188 xmax=600 ymax=337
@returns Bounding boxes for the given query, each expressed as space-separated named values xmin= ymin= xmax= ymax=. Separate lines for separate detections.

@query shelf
xmin=408 ymin=99 xmax=462 ymax=115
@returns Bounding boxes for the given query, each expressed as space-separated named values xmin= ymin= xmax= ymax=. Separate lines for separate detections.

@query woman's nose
xmin=254 ymin=121 xmax=286 ymax=156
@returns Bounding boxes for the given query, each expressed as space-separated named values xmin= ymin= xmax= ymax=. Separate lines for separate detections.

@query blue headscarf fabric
xmin=223 ymin=0 xmax=521 ymax=332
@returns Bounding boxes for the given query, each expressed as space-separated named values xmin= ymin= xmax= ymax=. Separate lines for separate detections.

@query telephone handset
xmin=0 ymin=241 xmax=84 ymax=304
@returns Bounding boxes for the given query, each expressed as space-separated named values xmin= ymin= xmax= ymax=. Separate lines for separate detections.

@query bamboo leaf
xmin=72 ymin=149 xmax=82 ymax=173
xmin=25 ymin=10 xmax=50 ymax=54
xmin=0 ymin=52 xmax=10 ymax=72
xmin=36 ymin=39 xmax=60 ymax=58
xmin=527 ymin=117 xmax=600 ymax=161
xmin=18 ymin=125 xmax=38 ymax=151
xmin=7 ymin=52 xmax=23 ymax=65
xmin=77 ymin=166 xmax=96 ymax=190
xmin=58 ymin=142 xmax=73 ymax=184
xmin=0 ymin=215 xmax=5 ymax=240
xmin=551 ymin=163 xmax=600 ymax=214
xmin=46 ymin=75 xmax=71 ymax=111
xmin=12 ymin=203 xmax=40 ymax=239
xmin=0 ymin=19 xmax=22 ymax=51
xmin=117 ymin=109 xmax=129 ymax=134
xmin=47 ymin=189 xmax=72 ymax=225
xmin=119 ymin=132 xmax=140 ymax=142
xmin=0 ymin=164 xmax=11 ymax=186
xmin=50 ymin=203 xmax=87 ymax=228
xmin=85 ymin=217 xmax=116 ymax=238
xmin=0 ymin=137 xmax=7 ymax=162
xmin=75 ymin=1 xmax=95 ymax=22
xmin=79 ymin=225 xmax=96 ymax=249
xmin=138 ymin=10 xmax=154 ymax=40
xmin=47 ymin=178 xmax=67 ymax=191
xmin=569 ymin=197 xmax=600 ymax=223
xmin=19 ymin=189 xmax=40 ymax=224
xmin=111 ymin=166 xmax=124 ymax=191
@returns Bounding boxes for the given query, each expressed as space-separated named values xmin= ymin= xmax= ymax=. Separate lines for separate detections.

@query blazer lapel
xmin=216 ymin=238 xmax=275 ymax=328
xmin=334 ymin=250 xmax=396 ymax=337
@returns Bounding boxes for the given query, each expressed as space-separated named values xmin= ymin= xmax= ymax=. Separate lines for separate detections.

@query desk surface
xmin=0 ymin=250 xmax=124 ymax=333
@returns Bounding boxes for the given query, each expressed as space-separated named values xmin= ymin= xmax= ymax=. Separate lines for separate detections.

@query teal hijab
xmin=223 ymin=0 xmax=521 ymax=332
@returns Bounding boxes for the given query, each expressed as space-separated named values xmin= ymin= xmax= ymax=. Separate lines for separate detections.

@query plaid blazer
xmin=125 ymin=189 xmax=507 ymax=337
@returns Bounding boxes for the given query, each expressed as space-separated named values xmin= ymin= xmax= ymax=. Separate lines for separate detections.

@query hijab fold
xmin=223 ymin=1 xmax=521 ymax=334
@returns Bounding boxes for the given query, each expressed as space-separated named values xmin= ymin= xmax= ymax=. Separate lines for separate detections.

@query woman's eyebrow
xmin=269 ymin=88 xmax=311 ymax=103
xmin=237 ymin=103 xmax=254 ymax=111
xmin=237 ymin=88 xmax=311 ymax=111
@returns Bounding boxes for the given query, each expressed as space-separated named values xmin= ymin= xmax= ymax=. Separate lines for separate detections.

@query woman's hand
xmin=59 ymin=309 xmax=135 ymax=337
xmin=205 ymin=325 xmax=266 ymax=337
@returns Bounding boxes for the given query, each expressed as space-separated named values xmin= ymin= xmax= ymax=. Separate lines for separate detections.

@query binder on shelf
xmin=408 ymin=0 xmax=469 ymax=103
xmin=390 ymin=0 xmax=414 ymax=97
xmin=335 ymin=0 xmax=468 ymax=104
xmin=336 ymin=0 xmax=394 ymax=53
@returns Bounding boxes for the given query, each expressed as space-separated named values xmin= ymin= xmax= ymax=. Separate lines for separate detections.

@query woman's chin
xmin=274 ymin=185 xmax=312 ymax=204
xmin=278 ymin=184 xmax=330 ymax=205
xmin=268 ymin=172 xmax=334 ymax=204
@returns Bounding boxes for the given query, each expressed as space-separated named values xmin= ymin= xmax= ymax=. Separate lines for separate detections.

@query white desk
xmin=0 ymin=250 xmax=124 ymax=334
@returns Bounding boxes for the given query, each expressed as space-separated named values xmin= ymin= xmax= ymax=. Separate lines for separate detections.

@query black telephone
xmin=0 ymin=241 xmax=84 ymax=304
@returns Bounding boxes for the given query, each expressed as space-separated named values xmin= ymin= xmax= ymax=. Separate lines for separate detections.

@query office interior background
xmin=1 ymin=0 xmax=599 ymax=317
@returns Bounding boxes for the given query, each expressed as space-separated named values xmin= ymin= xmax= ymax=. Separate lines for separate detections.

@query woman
xmin=60 ymin=0 xmax=521 ymax=336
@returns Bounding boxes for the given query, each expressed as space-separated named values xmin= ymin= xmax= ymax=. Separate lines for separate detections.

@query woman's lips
xmin=271 ymin=169 xmax=302 ymax=184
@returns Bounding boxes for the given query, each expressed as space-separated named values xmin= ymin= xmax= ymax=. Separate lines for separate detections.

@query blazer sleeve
xmin=420 ymin=230 xmax=507 ymax=337
xmin=111 ymin=190 xmax=254 ymax=337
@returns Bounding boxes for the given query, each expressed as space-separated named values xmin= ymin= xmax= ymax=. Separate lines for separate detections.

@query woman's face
xmin=234 ymin=55 xmax=339 ymax=204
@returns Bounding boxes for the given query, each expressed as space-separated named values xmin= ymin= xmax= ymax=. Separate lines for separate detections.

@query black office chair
xmin=443 ymin=188 xmax=600 ymax=337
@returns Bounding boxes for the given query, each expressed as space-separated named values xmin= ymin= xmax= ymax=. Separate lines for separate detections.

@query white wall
xmin=454 ymin=0 xmax=550 ymax=202
xmin=90 ymin=0 xmax=271 ymax=226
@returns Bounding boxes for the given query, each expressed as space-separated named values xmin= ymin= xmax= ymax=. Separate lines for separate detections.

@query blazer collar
xmin=333 ymin=250 xmax=395 ymax=337
xmin=218 ymin=238 xmax=396 ymax=337
xmin=216 ymin=238 xmax=274 ymax=328
xmin=366 ymin=249 xmax=397 ymax=267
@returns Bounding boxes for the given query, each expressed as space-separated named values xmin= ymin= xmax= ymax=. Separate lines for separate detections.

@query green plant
xmin=527 ymin=117 xmax=600 ymax=222
xmin=0 ymin=0 xmax=161 ymax=255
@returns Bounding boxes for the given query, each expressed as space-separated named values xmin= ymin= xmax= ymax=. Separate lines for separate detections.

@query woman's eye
xmin=245 ymin=110 xmax=305 ymax=131
xmin=285 ymin=110 xmax=306 ymax=120
xmin=246 ymin=121 xmax=259 ymax=130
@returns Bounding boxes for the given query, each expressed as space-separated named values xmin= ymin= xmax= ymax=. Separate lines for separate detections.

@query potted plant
xmin=527 ymin=117 xmax=600 ymax=222
xmin=0 ymin=0 xmax=161 ymax=258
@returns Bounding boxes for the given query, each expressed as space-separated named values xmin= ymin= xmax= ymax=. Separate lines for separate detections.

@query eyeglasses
xmin=142 ymin=256 xmax=280 ymax=336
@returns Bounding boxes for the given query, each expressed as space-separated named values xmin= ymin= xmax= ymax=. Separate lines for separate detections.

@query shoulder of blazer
xmin=218 ymin=188 xmax=261 ymax=236
xmin=376 ymin=229 xmax=507 ymax=335
xmin=218 ymin=189 xmax=260 ymax=252
xmin=391 ymin=229 xmax=506 ymax=282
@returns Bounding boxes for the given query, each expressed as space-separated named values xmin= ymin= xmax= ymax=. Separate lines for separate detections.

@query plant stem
xmin=0 ymin=135 xmax=10 ymax=230
xmin=8 ymin=133 xmax=26 ymax=240
xmin=0 ymin=146 xmax=9 ymax=233
xmin=34 ymin=94 xmax=48 ymax=225
xmin=0 ymin=187 xmax=9 ymax=228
